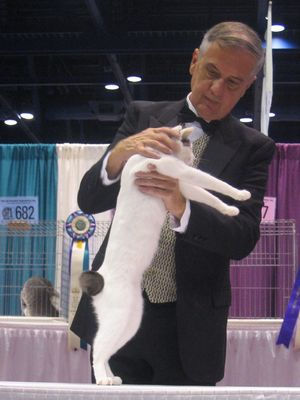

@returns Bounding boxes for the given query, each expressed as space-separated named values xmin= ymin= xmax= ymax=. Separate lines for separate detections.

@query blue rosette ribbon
xmin=277 ymin=268 xmax=300 ymax=348
xmin=65 ymin=210 xmax=96 ymax=350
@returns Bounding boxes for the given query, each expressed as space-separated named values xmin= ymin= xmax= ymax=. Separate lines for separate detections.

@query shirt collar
xmin=186 ymin=92 xmax=210 ymax=122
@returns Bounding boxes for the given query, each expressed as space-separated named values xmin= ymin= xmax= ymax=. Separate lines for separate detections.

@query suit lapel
xmin=149 ymin=99 xmax=186 ymax=128
xmin=148 ymin=99 xmax=242 ymax=178
xmin=149 ymin=115 xmax=178 ymax=128
xmin=199 ymin=116 xmax=242 ymax=177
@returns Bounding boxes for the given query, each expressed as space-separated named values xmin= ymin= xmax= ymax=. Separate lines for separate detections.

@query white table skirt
xmin=1 ymin=317 xmax=300 ymax=387
xmin=1 ymin=382 xmax=300 ymax=400
xmin=219 ymin=319 xmax=300 ymax=386
xmin=0 ymin=317 xmax=91 ymax=383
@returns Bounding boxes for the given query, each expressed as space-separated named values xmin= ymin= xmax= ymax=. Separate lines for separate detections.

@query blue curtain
xmin=0 ymin=145 xmax=58 ymax=315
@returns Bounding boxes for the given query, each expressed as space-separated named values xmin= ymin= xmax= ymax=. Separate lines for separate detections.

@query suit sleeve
xmin=180 ymin=138 xmax=276 ymax=260
xmin=77 ymin=102 xmax=140 ymax=214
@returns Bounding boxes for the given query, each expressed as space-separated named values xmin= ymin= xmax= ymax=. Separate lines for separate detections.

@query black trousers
xmin=91 ymin=293 xmax=215 ymax=386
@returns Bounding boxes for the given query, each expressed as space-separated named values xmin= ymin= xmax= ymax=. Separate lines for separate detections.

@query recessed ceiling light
xmin=4 ymin=119 xmax=18 ymax=126
xmin=240 ymin=117 xmax=253 ymax=123
xmin=105 ymin=84 xmax=119 ymax=90
xmin=20 ymin=112 xmax=34 ymax=120
xmin=127 ymin=76 xmax=142 ymax=83
xmin=272 ymin=25 xmax=285 ymax=32
xmin=269 ymin=112 xmax=275 ymax=117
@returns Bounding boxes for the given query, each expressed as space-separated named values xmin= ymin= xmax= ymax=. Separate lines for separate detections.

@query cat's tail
xmin=79 ymin=271 xmax=104 ymax=296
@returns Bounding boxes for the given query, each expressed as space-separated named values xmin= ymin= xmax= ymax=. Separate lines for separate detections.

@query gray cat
xmin=20 ymin=276 xmax=59 ymax=317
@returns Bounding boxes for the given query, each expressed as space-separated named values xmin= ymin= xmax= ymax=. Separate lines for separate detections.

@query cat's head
xmin=174 ymin=126 xmax=194 ymax=166
xmin=20 ymin=276 xmax=59 ymax=316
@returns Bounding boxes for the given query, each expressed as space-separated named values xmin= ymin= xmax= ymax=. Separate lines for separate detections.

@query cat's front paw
xmin=96 ymin=376 xmax=122 ymax=385
xmin=223 ymin=206 xmax=239 ymax=216
xmin=236 ymin=190 xmax=251 ymax=201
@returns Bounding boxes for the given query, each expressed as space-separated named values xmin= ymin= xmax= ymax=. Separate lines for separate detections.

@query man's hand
xmin=134 ymin=163 xmax=186 ymax=220
xmin=106 ymin=127 xmax=181 ymax=179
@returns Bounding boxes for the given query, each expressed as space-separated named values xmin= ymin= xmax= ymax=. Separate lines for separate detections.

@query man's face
xmin=189 ymin=42 xmax=257 ymax=121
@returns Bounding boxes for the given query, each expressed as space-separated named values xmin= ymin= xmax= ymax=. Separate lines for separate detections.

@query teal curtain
xmin=0 ymin=145 xmax=58 ymax=315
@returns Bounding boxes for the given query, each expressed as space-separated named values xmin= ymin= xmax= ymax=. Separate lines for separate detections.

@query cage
xmin=0 ymin=219 xmax=297 ymax=319
xmin=0 ymin=221 xmax=64 ymax=316
xmin=230 ymin=219 xmax=297 ymax=318
xmin=0 ymin=219 xmax=111 ymax=317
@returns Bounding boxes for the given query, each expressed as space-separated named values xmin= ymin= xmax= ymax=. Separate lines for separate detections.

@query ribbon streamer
xmin=276 ymin=268 xmax=300 ymax=348
xmin=66 ymin=210 xmax=96 ymax=350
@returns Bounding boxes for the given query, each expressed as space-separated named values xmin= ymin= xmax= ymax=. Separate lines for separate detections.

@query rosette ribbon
xmin=66 ymin=210 xmax=96 ymax=350
xmin=277 ymin=267 xmax=300 ymax=348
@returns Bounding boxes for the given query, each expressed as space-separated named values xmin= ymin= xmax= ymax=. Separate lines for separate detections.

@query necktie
xmin=179 ymin=103 xmax=219 ymax=135
xmin=142 ymin=133 xmax=210 ymax=303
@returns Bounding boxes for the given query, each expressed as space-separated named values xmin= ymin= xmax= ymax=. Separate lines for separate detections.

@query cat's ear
xmin=180 ymin=127 xmax=193 ymax=141
xmin=172 ymin=125 xmax=182 ymax=133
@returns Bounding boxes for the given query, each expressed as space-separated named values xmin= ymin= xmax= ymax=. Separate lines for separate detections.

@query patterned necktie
xmin=142 ymin=132 xmax=210 ymax=303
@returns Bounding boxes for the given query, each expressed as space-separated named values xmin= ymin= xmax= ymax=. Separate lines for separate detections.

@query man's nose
xmin=210 ymin=78 xmax=225 ymax=98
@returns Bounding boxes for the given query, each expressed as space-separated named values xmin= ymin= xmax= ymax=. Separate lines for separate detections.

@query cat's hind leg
xmin=92 ymin=328 xmax=123 ymax=385
xmin=105 ymin=362 xmax=122 ymax=385
xmin=92 ymin=291 xmax=143 ymax=385
xmin=180 ymin=182 xmax=240 ymax=216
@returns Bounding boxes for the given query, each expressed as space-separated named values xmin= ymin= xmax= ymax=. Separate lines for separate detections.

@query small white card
xmin=0 ymin=196 xmax=39 ymax=224
xmin=261 ymin=196 xmax=276 ymax=222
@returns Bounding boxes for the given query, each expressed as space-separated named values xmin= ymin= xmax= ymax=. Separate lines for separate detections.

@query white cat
xmin=80 ymin=126 xmax=251 ymax=385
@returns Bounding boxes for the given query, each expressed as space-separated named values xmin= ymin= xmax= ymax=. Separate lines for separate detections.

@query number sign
xmin=0 ymin=197 xmax=39 ymax=224
xmin=261 ymin=196 xmax=276 ymax=222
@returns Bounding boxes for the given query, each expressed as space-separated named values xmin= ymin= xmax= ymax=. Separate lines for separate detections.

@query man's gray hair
xmin=199 ymin=22 xmax=264 ymax=75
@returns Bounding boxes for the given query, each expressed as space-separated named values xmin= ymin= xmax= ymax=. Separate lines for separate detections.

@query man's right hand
xmin=106 ymin=127 xmax=181 ymax=179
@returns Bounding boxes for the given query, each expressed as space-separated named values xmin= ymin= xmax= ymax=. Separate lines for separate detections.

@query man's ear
xmin=240 ymin=75 xmax=257 ymax=98
xmin=246 ymin=75 xmax=256 ymax=90
xmin=189 ymin=48 xmax=200 ymax=75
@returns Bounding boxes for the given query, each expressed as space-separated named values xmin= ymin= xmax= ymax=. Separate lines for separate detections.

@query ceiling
xmin=0 ymin=0 xmax=299 ymax=144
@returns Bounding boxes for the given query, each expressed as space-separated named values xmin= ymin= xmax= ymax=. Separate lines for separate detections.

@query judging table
xmin=1 ymin=382 xmax=300 ymax=400
xmin=0 ymin=317 xmax=300 ymax=387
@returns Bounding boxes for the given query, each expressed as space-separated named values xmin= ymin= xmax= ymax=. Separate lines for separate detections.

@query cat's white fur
xmin=84 ymin=126 xmax=250 ymax=385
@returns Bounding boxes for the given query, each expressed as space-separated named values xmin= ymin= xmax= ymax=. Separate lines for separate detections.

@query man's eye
xmin=207 ymin=69 xmax=218 ymax=78
xmin=227 ymin=80 xmax=240 ymax=89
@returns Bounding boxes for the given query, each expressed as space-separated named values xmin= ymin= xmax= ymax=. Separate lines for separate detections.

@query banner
xmin=277 ymin=268 xmax=300 ymax=348
xmin=66 ymin=210 xmax=96 ymax=350
xmin=261 ymin=0 xmax=273 ymax=136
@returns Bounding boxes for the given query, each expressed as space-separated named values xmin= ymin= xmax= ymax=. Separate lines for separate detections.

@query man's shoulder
xmin=226 ymin=115 xmax=275 ymax=147
xmin=129 ymin=99 xmax=184 ymax=114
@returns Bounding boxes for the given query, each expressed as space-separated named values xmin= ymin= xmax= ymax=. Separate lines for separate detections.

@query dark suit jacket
xmin=71 ymin=99 xmax=275 ymax=383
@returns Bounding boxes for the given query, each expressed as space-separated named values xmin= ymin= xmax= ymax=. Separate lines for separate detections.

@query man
xmin=71 ymin=21 xmax=275 ymax=385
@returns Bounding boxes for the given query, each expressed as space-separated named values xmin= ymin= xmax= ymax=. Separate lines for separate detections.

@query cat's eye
xmin=182 ymin=138 xmax=191 ymax=146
